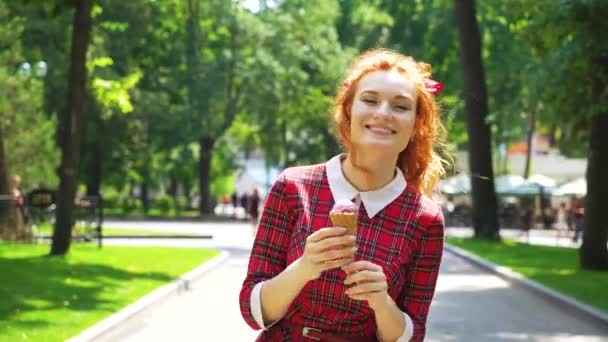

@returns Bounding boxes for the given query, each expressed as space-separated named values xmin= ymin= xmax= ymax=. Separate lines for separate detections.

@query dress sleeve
xmin=397 ymin=209 xmax=444 ymax=341
xmin=238 ymin=172 xmax=295 ymax=330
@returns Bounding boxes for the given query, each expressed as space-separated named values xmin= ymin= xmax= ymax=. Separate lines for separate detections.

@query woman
xmin=239 ymin=49 xmax=447 ymax=342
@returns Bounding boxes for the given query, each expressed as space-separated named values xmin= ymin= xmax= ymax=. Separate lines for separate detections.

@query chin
xmin=354 ymin=141 xmax=401 ymax=157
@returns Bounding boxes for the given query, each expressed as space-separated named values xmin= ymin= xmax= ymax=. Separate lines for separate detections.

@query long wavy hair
xmin=332 ymin=49 xmax=448 ymax=197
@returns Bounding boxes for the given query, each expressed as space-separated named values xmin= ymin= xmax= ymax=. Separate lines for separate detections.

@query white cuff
xmin=396 ymin=311 xmax=414 ymax=341
xmin=251 ymin=281 xmax=266 ymax=329
xmin=251 ymin=281 xmax=280 ymax=330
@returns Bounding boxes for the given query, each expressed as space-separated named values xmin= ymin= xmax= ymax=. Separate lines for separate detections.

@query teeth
xmin=367 ymin=125 xmax=393 ymax=133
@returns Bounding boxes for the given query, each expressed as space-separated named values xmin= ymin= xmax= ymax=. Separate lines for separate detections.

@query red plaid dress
xmin=239 ymin=160 xmax=444 ymax=341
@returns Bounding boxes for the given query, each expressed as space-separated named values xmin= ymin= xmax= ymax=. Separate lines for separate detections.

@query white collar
xmin=325 ymin=154 xmax=407 ymax=219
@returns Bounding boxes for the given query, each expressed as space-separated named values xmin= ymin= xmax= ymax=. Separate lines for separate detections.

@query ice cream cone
xmin=329 ymin=212 xmax=358 ymax=236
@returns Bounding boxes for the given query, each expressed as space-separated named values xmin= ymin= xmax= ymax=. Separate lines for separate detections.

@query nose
xmin=374 ymin=101 xmax=392 ymax=118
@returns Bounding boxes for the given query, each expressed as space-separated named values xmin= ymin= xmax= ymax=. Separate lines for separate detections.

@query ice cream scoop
xmin=331 ymin=199 xmax=358 ymax=213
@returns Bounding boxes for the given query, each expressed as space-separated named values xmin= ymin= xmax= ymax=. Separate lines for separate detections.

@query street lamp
xmin=18 ymin=61 xmax=47 ymax=78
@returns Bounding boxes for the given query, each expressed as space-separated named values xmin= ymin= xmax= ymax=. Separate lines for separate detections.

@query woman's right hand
xmin=296 ymin=227 xmax=357 ymax=281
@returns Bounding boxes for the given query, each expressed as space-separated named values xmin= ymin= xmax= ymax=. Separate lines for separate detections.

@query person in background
xmin=239 ymin=49 xmax=447 ymax=341
xmin=554 ymin=202 xmax=569 ymax=244
xmin=571 ymin=198 xmax=585 ymax=244
xmin=231 ymin=192 xmax=238 ymax=218
xmin=10 ymin=175 xmax=25 ymax=224
xmin=520 ymin=204 xmax=534 ymax=243
xmin=240 ymin=193 xmax=249 ymax=220
xmin=248 ymin=188 xmax=261 ymax=235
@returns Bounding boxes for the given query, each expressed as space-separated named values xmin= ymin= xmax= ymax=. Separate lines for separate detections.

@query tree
xmin=0 ymin=2 xmax=54 ymax=239
xmin=510 ymin=0 xmax=608 ymax=270
xmin=453 ymin=0 xmax=499 ymax=240
xmin=51 ymin=0 xmax=94 ymax=255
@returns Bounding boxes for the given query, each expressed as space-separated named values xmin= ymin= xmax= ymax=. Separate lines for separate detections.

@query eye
xmin=362 ymin=98 xmax=377 ymax=104
xmin=394 ymin=105 xmax=410 ymax=111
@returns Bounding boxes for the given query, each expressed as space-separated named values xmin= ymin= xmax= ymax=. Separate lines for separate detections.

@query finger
xmin=320 ymin=257 xmax=354 ymax=271
xmin=315 ymin=235 xmax=356 ymax=251
xmin=348 ymin=290 xmax=383 ymax=301
xmin=346 ymin=282 xmax=387 ymax=296
xmin=308 ymin=227 xmax=347 ymax=243
xmin=342 ymin=261 xmax=379 ymax=274
xmin=344 ymin=270 xmax=384 ymax=285
xmin=314 ymin=246 xmax=357 ymax=263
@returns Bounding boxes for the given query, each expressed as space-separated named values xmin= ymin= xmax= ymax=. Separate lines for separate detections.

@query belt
xmin=300 ymin=326 xmax=376 ymax=342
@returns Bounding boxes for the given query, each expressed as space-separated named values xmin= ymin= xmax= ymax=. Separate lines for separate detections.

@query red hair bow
xmin=425 ymin=79 xmax=443 ymax=95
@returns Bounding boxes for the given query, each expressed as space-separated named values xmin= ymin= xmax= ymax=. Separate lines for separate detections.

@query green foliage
xmin=507 ymin=0 xmax=608 ymax=157
xmin=153 ymin=194 xmax=173 ymax=215
xmin=5 ymin=0 xmax=606 ymax=217
xmin=0 ymin=2 xmax=59 ymax=189
xmin=120 ymin=196 xmax=142 ymax=215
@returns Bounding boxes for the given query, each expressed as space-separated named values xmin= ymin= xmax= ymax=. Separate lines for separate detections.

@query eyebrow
xmin=360 ymin=90 xmax=414 ymax=102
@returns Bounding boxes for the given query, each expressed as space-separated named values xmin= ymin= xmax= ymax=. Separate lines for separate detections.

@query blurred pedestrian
xmin=554 ymin=202 xmax=569 ymax=244
xmin=248 ymin=188 xmax=261 ymax=235
xmin=231 ymin=192 xmax=238 ymax=217
xmin=9 ymin=175 xmax=25 ymax=224
xmin=520 ymin=205 xmax=534 ymax=243
xmin=240 ymin=193 xmax=249 ymax=220
xmin=571 ymin=199 xmax=584 ymax=244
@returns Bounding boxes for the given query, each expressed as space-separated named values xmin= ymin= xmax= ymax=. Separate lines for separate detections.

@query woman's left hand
xmin=342 ymin=261 xmax=390 ymax=310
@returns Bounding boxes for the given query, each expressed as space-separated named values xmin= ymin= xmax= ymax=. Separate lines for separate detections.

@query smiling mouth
xmin=365 ymin=125 xmax=397 ymax=135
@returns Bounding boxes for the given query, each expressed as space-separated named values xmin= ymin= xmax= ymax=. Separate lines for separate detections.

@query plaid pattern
xmin=239 ymin=163 xmax=444 ymax=342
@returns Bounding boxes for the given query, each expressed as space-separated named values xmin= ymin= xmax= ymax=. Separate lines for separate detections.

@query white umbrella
xmin=527 ymin=174 xmax=557 ymax=187
xmin=502 ymin=175 xmax=557 ymax=197
xmin=552 ymin=178 xmax=587 ymax=196
xmin=439 ymin=174 xmax=471 ymax=195
xmin=495 ymin=174 xmax=525 ymax=194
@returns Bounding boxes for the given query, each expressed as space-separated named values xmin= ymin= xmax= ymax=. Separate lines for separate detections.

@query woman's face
xmin=349 ymin=69 xmax=417 ymax=157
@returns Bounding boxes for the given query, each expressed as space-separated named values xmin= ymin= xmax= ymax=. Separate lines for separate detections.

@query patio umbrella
xmin=439 ymin=173 xmax=471 ymax=195
xmin=502 ymin=174 xmax=557 ymax=197
xmin=527 ymin=174 xmax=557 ymax=187
xmin=495 ymin=174 xmax=525 ymax=194
xmin=552 ymin=178 xmax=586 ymax=196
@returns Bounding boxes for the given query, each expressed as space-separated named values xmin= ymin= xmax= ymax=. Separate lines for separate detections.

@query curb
xmin=445 ymin=243 xmax=608 ymax=328
xmin=67 ymin=250 xmax=230 ymax=342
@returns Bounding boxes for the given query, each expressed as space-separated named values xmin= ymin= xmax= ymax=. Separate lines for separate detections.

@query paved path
xmin=92 ymin=221 xmax=607 ymax=341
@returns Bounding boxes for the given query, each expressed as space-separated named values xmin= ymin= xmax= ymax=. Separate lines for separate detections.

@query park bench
xmin=26 ymin=188 xmax=104 ymax=247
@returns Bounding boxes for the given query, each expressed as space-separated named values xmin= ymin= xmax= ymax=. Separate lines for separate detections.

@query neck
xmin=342 ymin=152 xmax=398 ymax=192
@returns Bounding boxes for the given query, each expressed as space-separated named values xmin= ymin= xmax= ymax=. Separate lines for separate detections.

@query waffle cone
xmin=329 ymin=212 xmax=358 ymax=236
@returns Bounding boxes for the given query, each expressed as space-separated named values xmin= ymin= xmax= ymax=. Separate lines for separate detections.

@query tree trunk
xmin=85 ymin=133 xmax=102 ymax=197
xmin=183 ymin=180 xmax=192 ymax=210
xmin=141 ymin=170 xmax=149 ymax=216
xmin=581 ymin=55 xmax=608 ymax=270
xmin=51 ymin=0 xmax=93 ymax=255
xmin=168 ymin=175 xmax=180 ymax=214
xmin=0 ymin=127 xmax=18 ymax=239
xmin=523 ymin=110 xmax=536 ymax=179
xmin=199 ymin=137 xmax=215 ymax=216
xmin=454 ymin=0 xmax=499 ymax=240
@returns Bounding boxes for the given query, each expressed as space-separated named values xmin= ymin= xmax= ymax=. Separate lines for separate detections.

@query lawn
xmin=34 ymin=224 xmax=199 ymax=237
xmin=0 ymin=243 xmax=219 ymax=341
xmin=102 ymin=208 xmax=200 ymax=218
xmin=446 ymin=237 xmax=608 ymax=314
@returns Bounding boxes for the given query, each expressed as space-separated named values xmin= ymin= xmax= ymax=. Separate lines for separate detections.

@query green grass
xmin=0 ymin=243 xmax=219 ymax=341
xmin=447 ymin=237 xmax=608 ymax=313
xmin=34 ymin=224 xmax=199 ymax=237
xmin=102 ymin=208 xmax=200 ymax=218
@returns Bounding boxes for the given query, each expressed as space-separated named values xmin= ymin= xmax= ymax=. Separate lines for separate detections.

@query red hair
xmin=332 ymin=49 xmax=447 ymax=196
